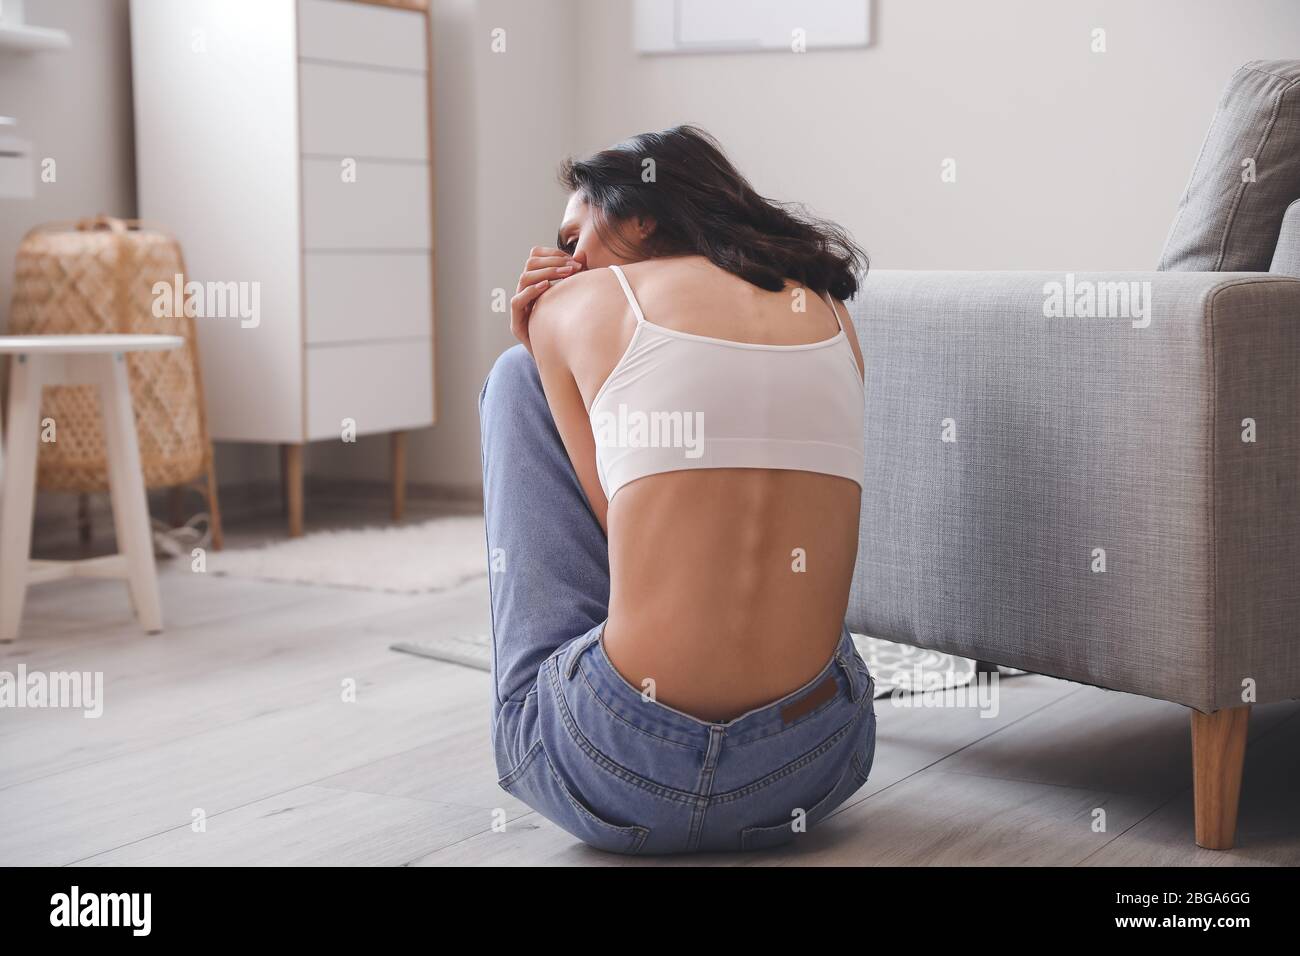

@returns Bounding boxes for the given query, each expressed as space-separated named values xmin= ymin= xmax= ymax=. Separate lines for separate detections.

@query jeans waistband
xmin=559 ymin=622 xmax=871 ymax=750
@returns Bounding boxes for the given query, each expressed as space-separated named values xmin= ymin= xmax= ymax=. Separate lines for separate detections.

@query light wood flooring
xmin=2 ymin=498 xmax=1297 ymax=866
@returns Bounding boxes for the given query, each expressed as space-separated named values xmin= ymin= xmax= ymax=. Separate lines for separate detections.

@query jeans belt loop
xmin=564 ymin=629 xmax=600 ymax=680
xmin=836 ymin=648 xmax=865 ymax=702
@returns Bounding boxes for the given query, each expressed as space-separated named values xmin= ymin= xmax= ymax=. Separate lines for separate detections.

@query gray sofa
xmin=846 ymin=60 xmax=1300 ymax=850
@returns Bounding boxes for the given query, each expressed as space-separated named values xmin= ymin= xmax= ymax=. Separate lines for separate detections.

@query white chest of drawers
xmin=130 ymin=0 xmax=435 ymax=535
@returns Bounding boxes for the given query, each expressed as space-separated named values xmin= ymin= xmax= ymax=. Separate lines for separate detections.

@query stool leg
xmin=97 ymin=353 xmax=163 ymax=634
xmin=0 ymin=356 xmax=45 ymax=642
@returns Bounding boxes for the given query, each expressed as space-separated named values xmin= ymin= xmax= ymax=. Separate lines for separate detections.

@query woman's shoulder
xmin=531 ymin=265 xmax=624 ymax=318
xmin=527 ymin=265 xmax=637 ymax=356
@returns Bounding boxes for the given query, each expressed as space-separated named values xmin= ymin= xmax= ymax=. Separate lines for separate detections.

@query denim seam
xmin=575 ymin=664 xmax=702 ymax=755
xmin=850 ymin=752 xmax=870 ymax=785
xmin=497 ymin=737 xmax=544 ymax=790
xmin=546 ymin=658 xmax=701 ymax=807
xmin=710 ymin=690 xmax=873 ymax=806
xmin=492 ymin=692 xmax=539 ymax=780
xmin=498 ymin=683 xmax=539 ymax=710
xmin=478 ymin=371 xmax=503 ymax=710
xmin=688 ymin=727 xmax=726 ymax=851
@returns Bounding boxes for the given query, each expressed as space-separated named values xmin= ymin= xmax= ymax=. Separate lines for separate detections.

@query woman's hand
xmin=511 ymin=246 xmax=585 ymax=354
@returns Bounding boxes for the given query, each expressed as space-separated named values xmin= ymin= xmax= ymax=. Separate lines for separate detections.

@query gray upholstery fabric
xmin=1270 ymin=199 xmax=1300 ymax=277
xmin=1159 ymin=60 xmax=1300 ymax=273
xmin=846 ymin=270 xmax=1300 ymax=713
xmin=1209 ymin=277 xmax=1300 ymax=710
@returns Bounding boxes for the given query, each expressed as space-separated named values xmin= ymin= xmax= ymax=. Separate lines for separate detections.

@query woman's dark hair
xmin=559 ymin=125 xmax=867 ymax=300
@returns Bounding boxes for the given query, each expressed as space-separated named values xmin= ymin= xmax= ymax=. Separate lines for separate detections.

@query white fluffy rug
xmin=208 ymin=516 xmax=488 ymax=594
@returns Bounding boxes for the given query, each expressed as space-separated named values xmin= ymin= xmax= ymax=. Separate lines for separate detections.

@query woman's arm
xmin=526 ymin=280 xmax=612 ymax=534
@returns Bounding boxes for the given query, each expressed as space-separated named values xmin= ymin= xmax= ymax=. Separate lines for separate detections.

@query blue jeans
xmin=479 ymin=345 xmax=877 ymax=854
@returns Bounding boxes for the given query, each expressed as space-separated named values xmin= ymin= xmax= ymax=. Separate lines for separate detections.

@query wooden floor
xmin=2 ymin=500 xmax=1298 ymax=866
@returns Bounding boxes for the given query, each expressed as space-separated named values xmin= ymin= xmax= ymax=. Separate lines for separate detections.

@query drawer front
xmin=306 ymin=339 xmax=433 ymax=439
xmin=298 ymin=0 xmax=426 ymax=71
xmin=301 ymin=158 xmax=430 ymax=250
xmin=299 ymin=61 xmax=428 ymax=160
xmin=304 ymin=252 xmax=432 ymax=344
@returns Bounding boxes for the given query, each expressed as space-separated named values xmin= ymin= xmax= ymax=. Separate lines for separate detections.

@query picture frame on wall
xmin=635 ymin=0 xmax=872 ymax=55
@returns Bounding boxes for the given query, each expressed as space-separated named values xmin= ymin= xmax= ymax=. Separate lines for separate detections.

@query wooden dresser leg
xmin=168 ymin=486 xmax=186 ymax=529
xmin=391 ymin=430 xmax=407 ymax=522
xmin=77 ymin=493 xmax=93 ymax=546
xmin=205 ymin=460 xmax=224 ymax=552
xmin=1190 ymin=705 xmax=1250 ymax=850
xmin=282 ymin=443 xmax=304 ymax=538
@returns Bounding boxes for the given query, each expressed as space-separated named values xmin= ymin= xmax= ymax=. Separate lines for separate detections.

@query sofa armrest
xmin=845 ymin=270 xmax=1300 ymax=712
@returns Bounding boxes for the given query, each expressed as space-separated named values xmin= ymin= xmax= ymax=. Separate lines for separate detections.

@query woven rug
xmin=208 ymin=516 xmax=487 ymax=593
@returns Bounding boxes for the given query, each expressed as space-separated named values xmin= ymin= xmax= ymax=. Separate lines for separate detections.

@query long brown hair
xmin=559 ymin=125 xmax=867 ymax=300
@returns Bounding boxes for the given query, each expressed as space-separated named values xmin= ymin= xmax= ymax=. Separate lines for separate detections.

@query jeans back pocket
xmin=499 ymin=741 xmax=651 ymax=855
xmin=739 ymin=710 xmax=875 ymax=852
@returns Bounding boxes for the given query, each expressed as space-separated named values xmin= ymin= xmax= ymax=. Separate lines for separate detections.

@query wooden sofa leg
xmin=1190 ymin=705 xmax=1250 ymax=850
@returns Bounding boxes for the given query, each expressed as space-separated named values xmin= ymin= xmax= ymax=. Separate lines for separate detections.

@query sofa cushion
xmin=1159 ymin=60 xmax=1300 ymax=272
xmin=1270 ymin=199 xmax=1300 ymax=277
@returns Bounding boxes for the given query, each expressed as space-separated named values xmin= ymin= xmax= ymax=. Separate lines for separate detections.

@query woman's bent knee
xmin=480 ymin=344 xmax=538 ymax=417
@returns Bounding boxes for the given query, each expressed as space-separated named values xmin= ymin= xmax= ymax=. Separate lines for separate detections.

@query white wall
xmin=572 ymin=0 xmax=1300 ymax=271
xmin=0 ymin=0 xmax=135 ymax=326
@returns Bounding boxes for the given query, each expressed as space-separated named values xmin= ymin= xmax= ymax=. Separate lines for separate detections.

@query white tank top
xmin=589 ymin=264 xmax=865 ymax=501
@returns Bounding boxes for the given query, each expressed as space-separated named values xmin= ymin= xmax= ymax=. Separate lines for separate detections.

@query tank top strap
xmin=608 ymin=264 xmax=647 ymax=324
xmin=822 ymin=291 xmax=846 ymax=333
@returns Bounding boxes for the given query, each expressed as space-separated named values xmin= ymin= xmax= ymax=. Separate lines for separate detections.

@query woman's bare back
xmin=528 ymin=256 xmax=865 ymax=722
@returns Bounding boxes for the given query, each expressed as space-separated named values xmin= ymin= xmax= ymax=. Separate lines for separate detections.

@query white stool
xmin=0 ymin=334 xmax=184 ymax=642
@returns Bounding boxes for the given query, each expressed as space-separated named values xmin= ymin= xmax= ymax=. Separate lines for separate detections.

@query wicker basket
xmin=7 ymin=216 xmax=222 ymax=544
